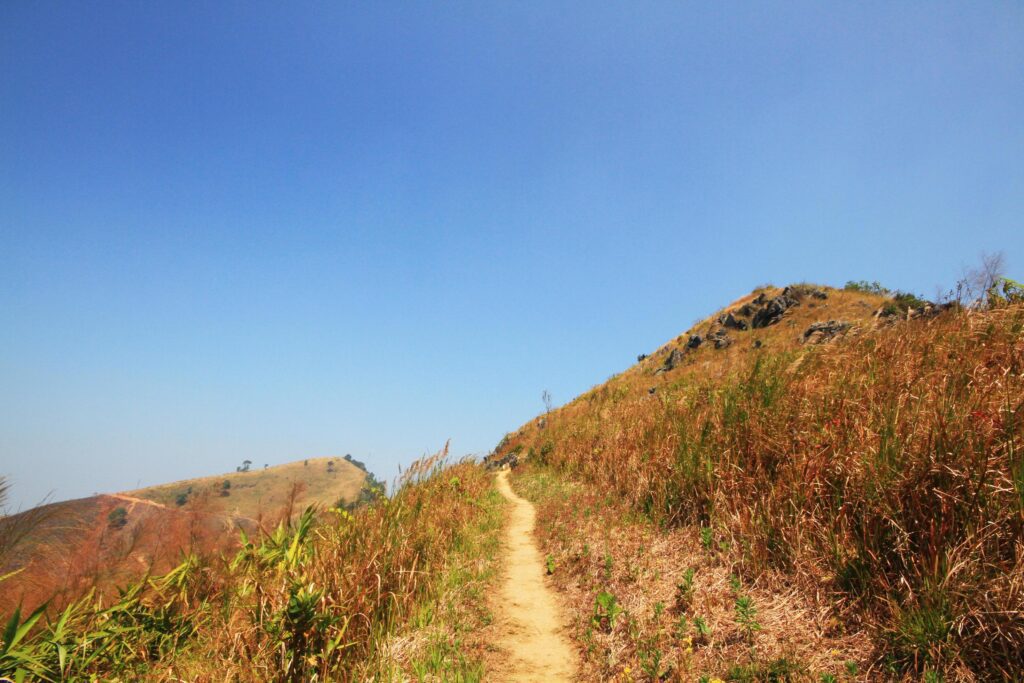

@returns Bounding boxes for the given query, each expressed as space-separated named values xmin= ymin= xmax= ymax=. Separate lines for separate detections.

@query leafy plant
xmin=107 ymin=506 xmax=128 ymax=529
xmin=699 ymin=526 xmax=713 ymax=552
xmin=675 ymin=567 xmax=696 ymax=610
xmin=639 ymin=647 xmax=665 ymax=680
xmin=693 ymin=615 xmax=711 ymax=644
xmin=734 ymin=595 xmax=761 ymax=642
xmin=591 ymin=591 xmax=623 ymax=632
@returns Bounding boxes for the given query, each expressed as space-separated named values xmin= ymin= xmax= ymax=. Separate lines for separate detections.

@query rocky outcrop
xmin=802 ymin=320 xmax=851 ymax=344
xmin=707 ymin=330 xmax=732 ymax=349
xmin=752 ymin=292 xmax=799 ymax=328
xmin=664 ymin=347 xmax=685 ymax=371
xmin=719 ymin=312 xmax=749 ymax=331
xmin=686 ymin=334 xmax=703 ymax=349
xmin=487 ymin=451 xmax=520 ymax=470
xmin=749 ymin=286 xmax=826 ymax=329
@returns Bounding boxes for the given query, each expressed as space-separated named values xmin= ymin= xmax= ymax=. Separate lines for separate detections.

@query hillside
xmin=0 ymin=448 xmax=502 ymax=682
xmin=1 ymin=282 xmax=1020 ymax=682
xmin=126 ymin=455 xmax=367 ymax=518
xmin=494 ymin=283 xmax=1023 ymax=681
xmin=0 ymin=456 xmax=367 ymax=616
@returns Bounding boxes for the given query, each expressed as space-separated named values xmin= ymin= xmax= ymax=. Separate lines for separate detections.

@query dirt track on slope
xmin=490 ymin=470 xmax=577 ymax=682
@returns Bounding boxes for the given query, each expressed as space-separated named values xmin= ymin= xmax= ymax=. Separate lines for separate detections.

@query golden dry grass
xmin=500 ymin=286 xmax=1023 ymax=680
xmin=126 ymin=456 xmax=366 ymax=522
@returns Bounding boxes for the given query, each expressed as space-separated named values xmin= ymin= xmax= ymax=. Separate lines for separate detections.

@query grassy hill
xmin=126 ymin=455 xmax=367 ymax=519
xmin=0 ymin=456 xmax=367 ymax=616
xmin=0 ymin=448 xmax=499 ymax=682
xmin=1 ymin=280 xmax=1020 ymax=682
xmin=495 ymin=282 xmax=1023 ymax=680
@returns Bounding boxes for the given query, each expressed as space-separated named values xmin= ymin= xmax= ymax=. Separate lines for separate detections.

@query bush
xmin=844 ymin=280 xmax=888 ymax=295
xmin=107 ymin=507 xmax=127 ymax=529
xmin=882 ymin=290 xmax=929 ymax=316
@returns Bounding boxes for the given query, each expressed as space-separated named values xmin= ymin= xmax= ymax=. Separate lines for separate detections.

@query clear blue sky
xmin=2 ymin=2 xmax=1022 ymax=509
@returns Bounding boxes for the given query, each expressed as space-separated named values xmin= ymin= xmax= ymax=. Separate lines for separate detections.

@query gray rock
xmin=802 ymin=320 xmax=851 ymax=343
xmin=719 ymin=312 xmax=749 ymax=331
xmin=486 ymin=451 xmax=520 ymax=470
xmin=752 ymin=293 xmax=799 ymax=328
xmin=707 ymin=330 xmax=732 ymax=349
xmin=686 ymin=334 xmax=703 ymax=349
xmin=662 ymin=347 xmax=686 ymax=371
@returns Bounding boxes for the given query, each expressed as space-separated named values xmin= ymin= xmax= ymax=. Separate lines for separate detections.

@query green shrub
xmin=107 ymin=506 xmax=127 ymax=529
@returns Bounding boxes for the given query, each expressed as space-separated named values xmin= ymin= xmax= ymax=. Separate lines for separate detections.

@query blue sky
xmin=2 ymin=2 xmax=1022 ymax=509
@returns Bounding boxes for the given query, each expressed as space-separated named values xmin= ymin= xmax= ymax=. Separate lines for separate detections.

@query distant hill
xmin=0 ymin=456 xmax=366 ymax=614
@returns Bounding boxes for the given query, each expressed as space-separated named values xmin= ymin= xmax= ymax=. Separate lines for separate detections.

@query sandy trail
xmin=491 ymin=469 xmax=577 ymax=682
xmin=105 ymin=493 xmax=168 ymax=511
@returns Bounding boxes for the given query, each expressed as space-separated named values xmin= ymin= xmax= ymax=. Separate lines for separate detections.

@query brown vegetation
xmin=501 ymin=287 xmax=1023 ymax=680
xmin=0 ymin=447 xmax=502 ymax=681
xmin=0 ymin=456 xmax=366 ymax=618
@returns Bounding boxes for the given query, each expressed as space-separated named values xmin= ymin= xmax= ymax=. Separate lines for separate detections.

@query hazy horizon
xmin=3 ymin=2 xmax=1023 ymax=510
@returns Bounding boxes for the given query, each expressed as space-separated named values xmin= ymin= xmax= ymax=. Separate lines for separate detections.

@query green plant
xmin=639 ymin=647 xmax=665 ymax=679
xmin=726 ymin=657 xmax=807 ymax=681
xmin=734 ymin=595 xmax=761 ymax=642
xmin=881 ymin=290 xmax=928 ymax=316
xmin=693 ymin=615 xmax=711 ymax=643
xmin=844 ymin=280 xmax=887 ymax=295
xmin=591 ymin=591 xmax=623 ymax=632
xmin=107 ymin=506 xmax=128 ymax=529
xmin=699 ymin=526 xmax=713 ymax=552
xmin=885 ymin=600 xmax=951 ymax=673
xmin=674 ymin=614 xmax=689 ymax=640
xmin=675 ymin=567 xmax=696 ymax=610
xmin=545 ymin=554 xmax=555 ymax=575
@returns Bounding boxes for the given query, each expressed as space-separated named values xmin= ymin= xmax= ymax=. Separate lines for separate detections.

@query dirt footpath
xmin=489 ymin=469 xmax=578 ymax=682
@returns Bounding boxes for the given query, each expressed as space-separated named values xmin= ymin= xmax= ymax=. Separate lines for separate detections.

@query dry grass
xmin=0 ymin=457 xmax=368 ymax=618
xmin=0 ymin=446 xmax=503 ymax=681
xmin=126 ymin=456 xmax=366 ymax=521
xmin=502 ymin=288 xmax=1024 ymax=680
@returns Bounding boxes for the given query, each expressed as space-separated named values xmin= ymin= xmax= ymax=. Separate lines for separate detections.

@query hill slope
xmin=0 ymin=456 xmax=367 ymax=614
xmin=495 ymin=283 xmax=1022 ymax=680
